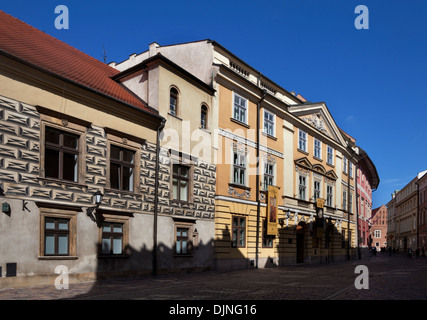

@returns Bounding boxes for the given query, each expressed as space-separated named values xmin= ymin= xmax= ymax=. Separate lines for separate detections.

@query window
xmin=343 ymin=156 xmax=348 ymax=174
xmin=314 ymin=139 xmax=321 ymax=159
xmin=176 ymin=227 xmax=190 ymax=255
xmin=232 ymin=216 xmax=246 ymax=247
xmin=233 ymin=93 xmax=247 ymax=124
xmin=44 ymin=126 xmax=79 ymax=182
xmin=110 ymin=145 xmax=135 ymax=192
xmin=343 ymin=189 xmax=347 ymax=210
xmin=44 ymin=217 xmax=69 ymax=256
xmin=262 ymin=219 xmax=274 ymax=248
xmin=349 ymin=161 xmax=353 ymax=177
xmin=201 ymin=104 xmax=208 ymax=129
xmin=172 ymin=164 xmax=190 ymax=202
xmin=299 ymin=175 xmax=306 ymax=200
xmin=327 ymin=146 xmax=334 ymax=165
xmin=233 ymin=152 xmax=246 ymax=186
xmin=39 ymin=207 xmax=77 ymax=259
xmin=326 ymin=185 xmax=333 ymax=207
xmin=263 ymin=163 xmax=274 ymax=190
xmin=264 ymin=110 xmax=275 ymax=136
xmin=349 ymin=192 xmax=353 ymax=213
xmin=101 ymin=222 xmax=124 ymax=255
xmin=170 ymin=87 xmax=179 ymax=116
xmin=314 ymin=180 xmax=321 ymax=201
xmin=174 ymin=221 xmax=195 ymax=255
xmin=298 ymin=130 xmax=307 ymax=152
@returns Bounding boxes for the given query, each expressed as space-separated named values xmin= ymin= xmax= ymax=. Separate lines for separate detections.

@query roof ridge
xmin=0 ymin=10 xmax=114 ymax=74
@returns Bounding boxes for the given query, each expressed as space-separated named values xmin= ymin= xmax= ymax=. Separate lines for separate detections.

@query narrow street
xmin=1 ymin=253 xmax=426 ymax=301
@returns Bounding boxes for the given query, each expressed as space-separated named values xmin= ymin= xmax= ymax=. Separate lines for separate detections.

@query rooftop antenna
xmin=102 ymin=44 xmax=107 ymax=63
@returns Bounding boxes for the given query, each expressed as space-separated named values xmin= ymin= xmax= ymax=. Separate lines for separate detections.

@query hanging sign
xmin=266 ymin=185 xmax=279 ymax=236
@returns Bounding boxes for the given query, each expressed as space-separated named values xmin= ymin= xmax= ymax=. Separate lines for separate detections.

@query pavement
xmin=1 ymin=253 xmax=427 ymax=301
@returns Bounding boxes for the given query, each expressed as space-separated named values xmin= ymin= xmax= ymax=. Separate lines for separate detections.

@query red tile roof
xmin=0 ymin=10 xmax=157 ymax=116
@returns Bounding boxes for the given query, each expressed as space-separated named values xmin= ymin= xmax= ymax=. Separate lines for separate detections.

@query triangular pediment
xmin=325 ymin=170 xmax=338 ymax=181
xmin=294 ymin=157 xmax=312 ymax=170
xmin=289 ymin=102 xmax=346 ymax=146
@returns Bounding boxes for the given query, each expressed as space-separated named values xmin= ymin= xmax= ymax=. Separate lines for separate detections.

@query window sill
xmin=38 ymin=256 xmax=78 ymax=260
xmin=261 ymin=132 xmax=277 ymax=141
xmin=229 ymin=183 xmax=251 ymax=191
xmin=230 ymin=118 xmax=250 ymax=129
xmin=170 ymin=199 xmax=193 ymax=205
xmin=168 ymin=112 xmax=183 ymax=121
xmin=313 ymin=156 xmax=323 ymax=162
xmin=97 ymin=254 xmax=130 ymax=259
xmin=38 ymin=177 xmax=86 ymax=189
xmin=297 ymin=148 xmax=309 ymax=156
xmin=105 ymin=188 xmax=141 ymax=197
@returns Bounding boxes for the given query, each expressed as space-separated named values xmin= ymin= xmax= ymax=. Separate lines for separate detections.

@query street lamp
xmin=87 ymin=190 xmax=104 ymax=222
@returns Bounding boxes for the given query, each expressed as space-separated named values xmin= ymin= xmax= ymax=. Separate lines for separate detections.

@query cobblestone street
xmin=1 ymin=253 xmax=427 ymax=301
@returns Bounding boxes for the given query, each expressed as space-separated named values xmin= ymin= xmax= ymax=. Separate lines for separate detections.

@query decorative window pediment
xmin=313 ymin=164 xmax=326 ymax=175
xmin=294 ymin=157 xmax=312 ymax=170
xmin=325 ymin=170 xmax=338 ymax=181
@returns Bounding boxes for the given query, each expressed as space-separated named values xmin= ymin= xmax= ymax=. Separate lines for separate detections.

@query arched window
xmin=201 ymin=104 xmax=208 ymax=129
xmin=170 ymin=87 xmax=178 ymax=116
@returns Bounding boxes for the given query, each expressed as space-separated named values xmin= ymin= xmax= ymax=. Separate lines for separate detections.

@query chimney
xmin=149 ymin=42 xmax=160 ymax=57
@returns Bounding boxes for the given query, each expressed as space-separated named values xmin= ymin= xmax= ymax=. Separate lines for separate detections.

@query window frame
xmin=170 ymin=151 xmax=194 ymax=203
xmin=232 ymin=93 xmax=248 ymax=124
xmin=109 ymin=145 xmax=136 ymax=192
xmin=232 ymin=216 xmax=246 ymax=248
xmin=314 ymin=180 xmax=321 ymax=202
xmin=233 ymin=152 xmax=246 ymax=186
xmin=39 ymin=114 xmax=87 ymax=185
xmin=39 ymin=206 xmax=77 ymax=259
xmin=98 ymin=214 xmax=129 ymax=257
xmin=314 ymin=138 xmax=322 ymax=159
xmin=327 ymin=145 xmax=334 ymax=166
xmin=169 ymin=87 xmax=179 ymax=116
xmin=326 ymin=184 xmax=333 ymax=207
xmin=263 ymin=109 xmax=275 ymax=137
xmin=298 ymin=129 xmax=307 ymax=152
xmin=201 ymin=104 xmax=208 ymax=130
xmin=174 ymin=220 xmax=195 ymax=256
xmin=263 ymin=162 xmax=275 ymax=190
xmin=172 ymin=164 xmax=191 ymax=202
xmin=106 ymin=133 xmax=141 ymax=195
xmin=299 ymin=174 xmax=307 ymax=201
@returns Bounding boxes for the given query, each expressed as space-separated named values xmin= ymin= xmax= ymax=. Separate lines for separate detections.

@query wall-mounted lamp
xmin=87 ymin=190 xmax=104 ymax=222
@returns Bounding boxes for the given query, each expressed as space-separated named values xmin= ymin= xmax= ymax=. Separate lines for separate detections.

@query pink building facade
xmin=370 ymin=205 xmax=388 ymax=251
xmin=356 ymin=148 xmax=379 ymax=255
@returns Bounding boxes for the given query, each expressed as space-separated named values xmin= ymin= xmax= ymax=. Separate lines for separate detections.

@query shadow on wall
xmin=276 ymin=218 xmax=350 ymax=266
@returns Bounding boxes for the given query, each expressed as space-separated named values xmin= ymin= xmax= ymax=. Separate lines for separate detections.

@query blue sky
xmin=2 ymin=0 xmax=427 ymax=208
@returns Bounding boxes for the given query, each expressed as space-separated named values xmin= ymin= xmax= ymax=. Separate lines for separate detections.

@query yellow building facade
xmin=108 ymin=40 xmax=361 ymax=269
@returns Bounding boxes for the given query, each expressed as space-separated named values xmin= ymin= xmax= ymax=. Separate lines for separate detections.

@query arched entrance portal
xmin=296 ymin=222 xmax=306 ymax=263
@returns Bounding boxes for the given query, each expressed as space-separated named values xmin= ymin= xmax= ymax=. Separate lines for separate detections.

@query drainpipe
xmin=255 ymin=86 xmax=267 ymax=269
xmin=153 ymin=118 xmax=166 ymax=276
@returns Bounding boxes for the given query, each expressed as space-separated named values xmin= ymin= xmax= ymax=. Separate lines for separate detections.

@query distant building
xmin=370 ymin=205 xmax=388 ymax=251
xmin=386 ymin=191 xmax=398 ymax=250
xmin=392 ymin=171 xmax=427 ymax=253
xmin=356 ymin=147 xmax=379 ymax=255
xmin=417 ymin=173 xmax=427 ymax=254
